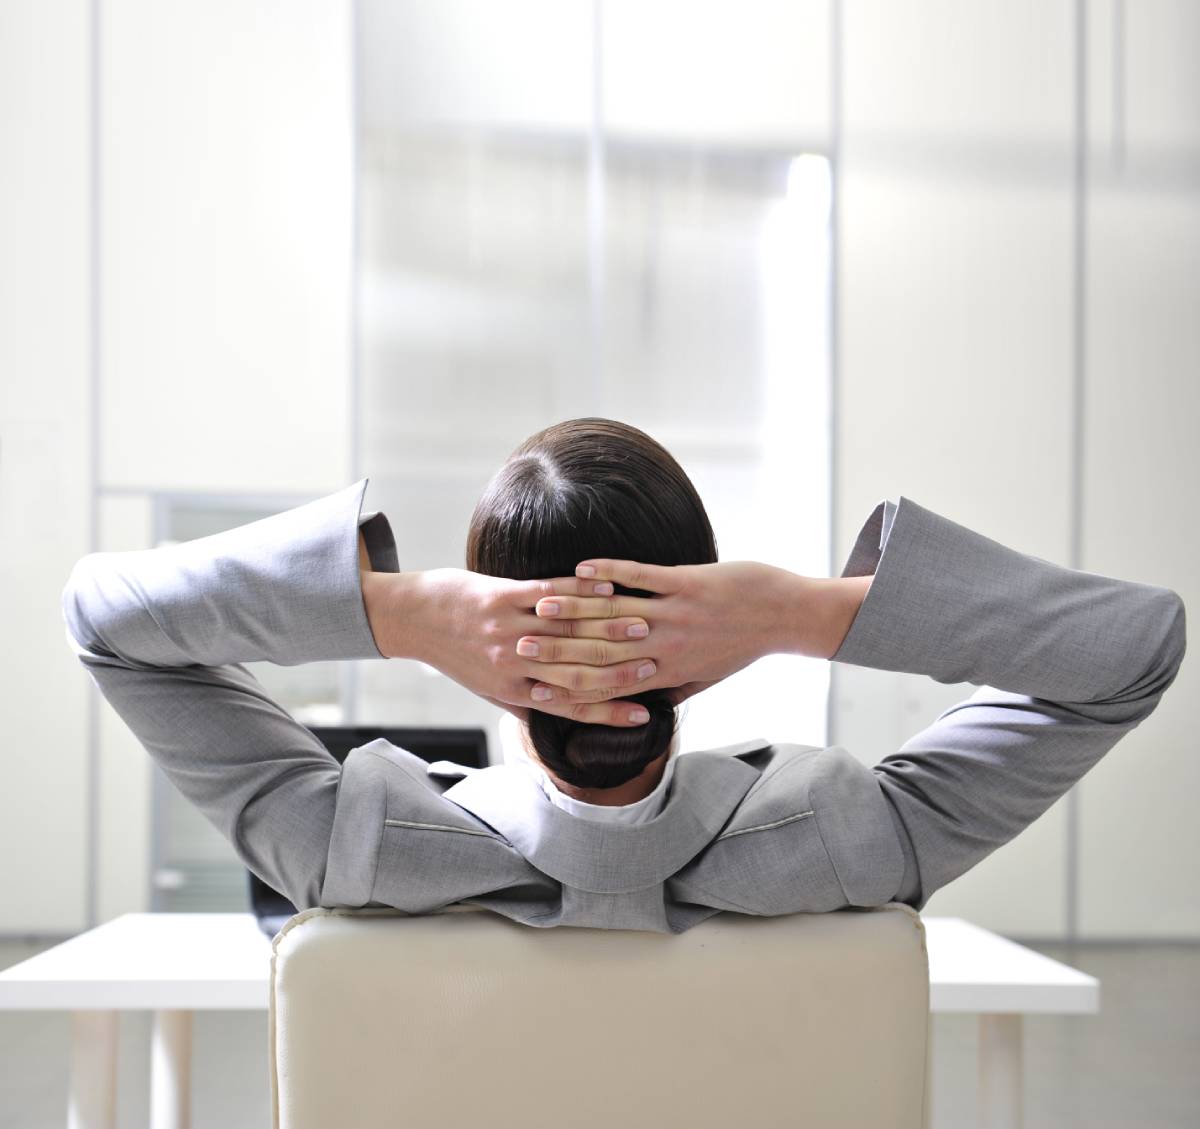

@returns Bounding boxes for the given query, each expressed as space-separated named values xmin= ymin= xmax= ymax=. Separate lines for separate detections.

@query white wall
xmin=833 ymin=0 xmax=1200 ymax=940
xmin=0 ymin=0 xmax=354 ymax=933
xmin=835 ymin=0 xmax=1076 ymax=939
xmin=1077 ymin=0 xmax=1200 ymax=938
xmin=100 ymin=0 xmax=353 ymax=496
xmin=0 ymin=0 xmax=92 ymax=934
xmin=95 ymin=0 xmax=354 ymax=923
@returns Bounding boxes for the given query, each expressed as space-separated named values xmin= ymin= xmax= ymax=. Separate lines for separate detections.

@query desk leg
xmin=978 ymin=1013 xmax=1023 ymax=1129
xmin=68 ymin=1010 xmax=118 ymax=1129
xmin=150 ymin=1009 xmax=192 ymax=1129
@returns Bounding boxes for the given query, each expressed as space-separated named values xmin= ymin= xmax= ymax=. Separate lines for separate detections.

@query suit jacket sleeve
xmin=833 ymin=496 xmax=1188 ymax=910
xmin=59 ymin=477 xmax=399 ymax=911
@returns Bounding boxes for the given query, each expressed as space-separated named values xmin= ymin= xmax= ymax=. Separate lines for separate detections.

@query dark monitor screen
xmin=304 ymin=725 xmax=489 ymax=769
xmin=248 ymin=724 xmax=490 ymax=934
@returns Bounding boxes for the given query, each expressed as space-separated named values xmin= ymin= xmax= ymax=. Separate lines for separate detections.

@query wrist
xmin=769 ymin=571 xmax=873 ymax=660
xmin=361 ymin=570 xmax=429 ymax=662
xmin=754 ymin=567 xmax=819 ymax=658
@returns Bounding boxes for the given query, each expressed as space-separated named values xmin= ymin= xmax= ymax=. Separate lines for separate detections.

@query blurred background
xmin=3 ymin=0 xmax=1198 ymax=946
xmin=0 ymin=2 xmax=1197 ymax=1119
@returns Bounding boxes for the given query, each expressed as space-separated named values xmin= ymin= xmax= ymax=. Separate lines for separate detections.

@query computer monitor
xmin=248 ymin=724 xmax=490 ymax=935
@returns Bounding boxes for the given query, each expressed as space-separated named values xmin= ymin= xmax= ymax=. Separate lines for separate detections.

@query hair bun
xmin=527 ymin=689 xmax=676 ymax=791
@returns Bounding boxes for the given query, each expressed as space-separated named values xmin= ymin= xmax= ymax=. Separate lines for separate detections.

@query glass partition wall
xmin=355 ymin=0 xmax=835 ymax=764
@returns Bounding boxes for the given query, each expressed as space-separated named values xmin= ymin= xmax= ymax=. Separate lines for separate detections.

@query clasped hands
xmin=361 ymin=547 xmax=862 ymax=728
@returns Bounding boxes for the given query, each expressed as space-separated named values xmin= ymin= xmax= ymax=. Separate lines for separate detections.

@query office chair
xmin=269 ymin=902 xmax=931 ymax=1129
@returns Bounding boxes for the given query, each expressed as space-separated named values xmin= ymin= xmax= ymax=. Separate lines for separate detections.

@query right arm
xmin=821 ymin=496 xmax=1187 ymax=908
xmin=519 ymin=497 xmax=1187 ymax=910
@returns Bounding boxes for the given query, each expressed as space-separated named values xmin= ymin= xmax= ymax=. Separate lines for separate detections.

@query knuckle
xmin=568 ymin=668 xmax=588 ymax=692
xmin=590 ymin=642 xmax=608 ymax=665
xmin=569 ymin=702 xmax=591 ymax=723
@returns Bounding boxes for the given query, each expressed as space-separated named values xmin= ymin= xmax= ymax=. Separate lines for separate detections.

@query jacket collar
xmin=440 ymin=738 xmax=770 ymax=894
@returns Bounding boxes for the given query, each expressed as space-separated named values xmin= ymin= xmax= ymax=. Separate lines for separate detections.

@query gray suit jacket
xmin=60 ymin=478 xmax=1187 ymax=933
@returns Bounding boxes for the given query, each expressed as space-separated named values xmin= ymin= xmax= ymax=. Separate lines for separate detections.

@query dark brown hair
xmin=466 ymin=417 xmax=718 ymax=790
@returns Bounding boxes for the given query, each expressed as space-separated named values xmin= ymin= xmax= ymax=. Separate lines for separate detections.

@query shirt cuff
xmin=358 ymin=510 xmax=400 ymax=573
xmin=837 ymin=498 xmax=898 ymax=579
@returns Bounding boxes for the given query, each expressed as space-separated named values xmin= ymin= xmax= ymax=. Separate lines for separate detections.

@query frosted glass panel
xmin=357 ymin=2 xmax=833 ymax=756
xmin=604 ymin=0 xmax=830 ymax=146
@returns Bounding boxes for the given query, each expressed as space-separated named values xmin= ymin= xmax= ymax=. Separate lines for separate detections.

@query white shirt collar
xmin=497 ymin=711 xmax=679 ymax=825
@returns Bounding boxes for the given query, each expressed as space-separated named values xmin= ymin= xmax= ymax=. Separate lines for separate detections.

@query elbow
xmin=1141 ymin=587 xmax=1188 ymax=702
xmin=61 ymin=555 xmax=99 ymax=651
xmin=61 ymin=553 xmax=123 ymax=661
xmin=1161 ymin=589 xmax=1187 ymax=687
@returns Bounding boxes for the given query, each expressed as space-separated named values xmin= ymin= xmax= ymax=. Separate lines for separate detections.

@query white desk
xmin=0 ymin=912 xmax=1098 ymax=1129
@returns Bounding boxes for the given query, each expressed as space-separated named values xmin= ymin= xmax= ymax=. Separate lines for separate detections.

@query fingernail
xmin=626 ymin=622 xmax=649 ymax=638
xmin=538 ymin=601 xmax=560 ymax=616
xmin=629 ymin=707 xmax=650 ymax=723
xmin=593 ymin=581 xmax=614 ymax=596
xmin=516 ymin=640 xmax=539 ymax=657
xmin=637 ymin=661 xmax=656 ymax=680
xmin=576 ymin=564 xmax=596 ymax=577
xmin=531 ymin=686 xmax=553 ymax=701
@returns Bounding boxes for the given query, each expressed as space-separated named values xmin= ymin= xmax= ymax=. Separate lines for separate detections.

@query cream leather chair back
xmin=269 ymin=903 xmax=930 ymax=1129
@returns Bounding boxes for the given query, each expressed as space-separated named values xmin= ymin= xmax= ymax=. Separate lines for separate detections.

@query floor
xmin=1 ymin=938 xmax=1197 ymax=1128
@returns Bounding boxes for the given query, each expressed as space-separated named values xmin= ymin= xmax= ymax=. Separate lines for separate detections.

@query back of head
xmin=466 ymin=417 xmax=718 ymax=790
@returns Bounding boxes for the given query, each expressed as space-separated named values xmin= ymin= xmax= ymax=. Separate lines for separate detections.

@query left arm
xmin=61 ymin=478 xmax=656 ymax=910
xmin=60 ymin=478 xmax=397 ymax=909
